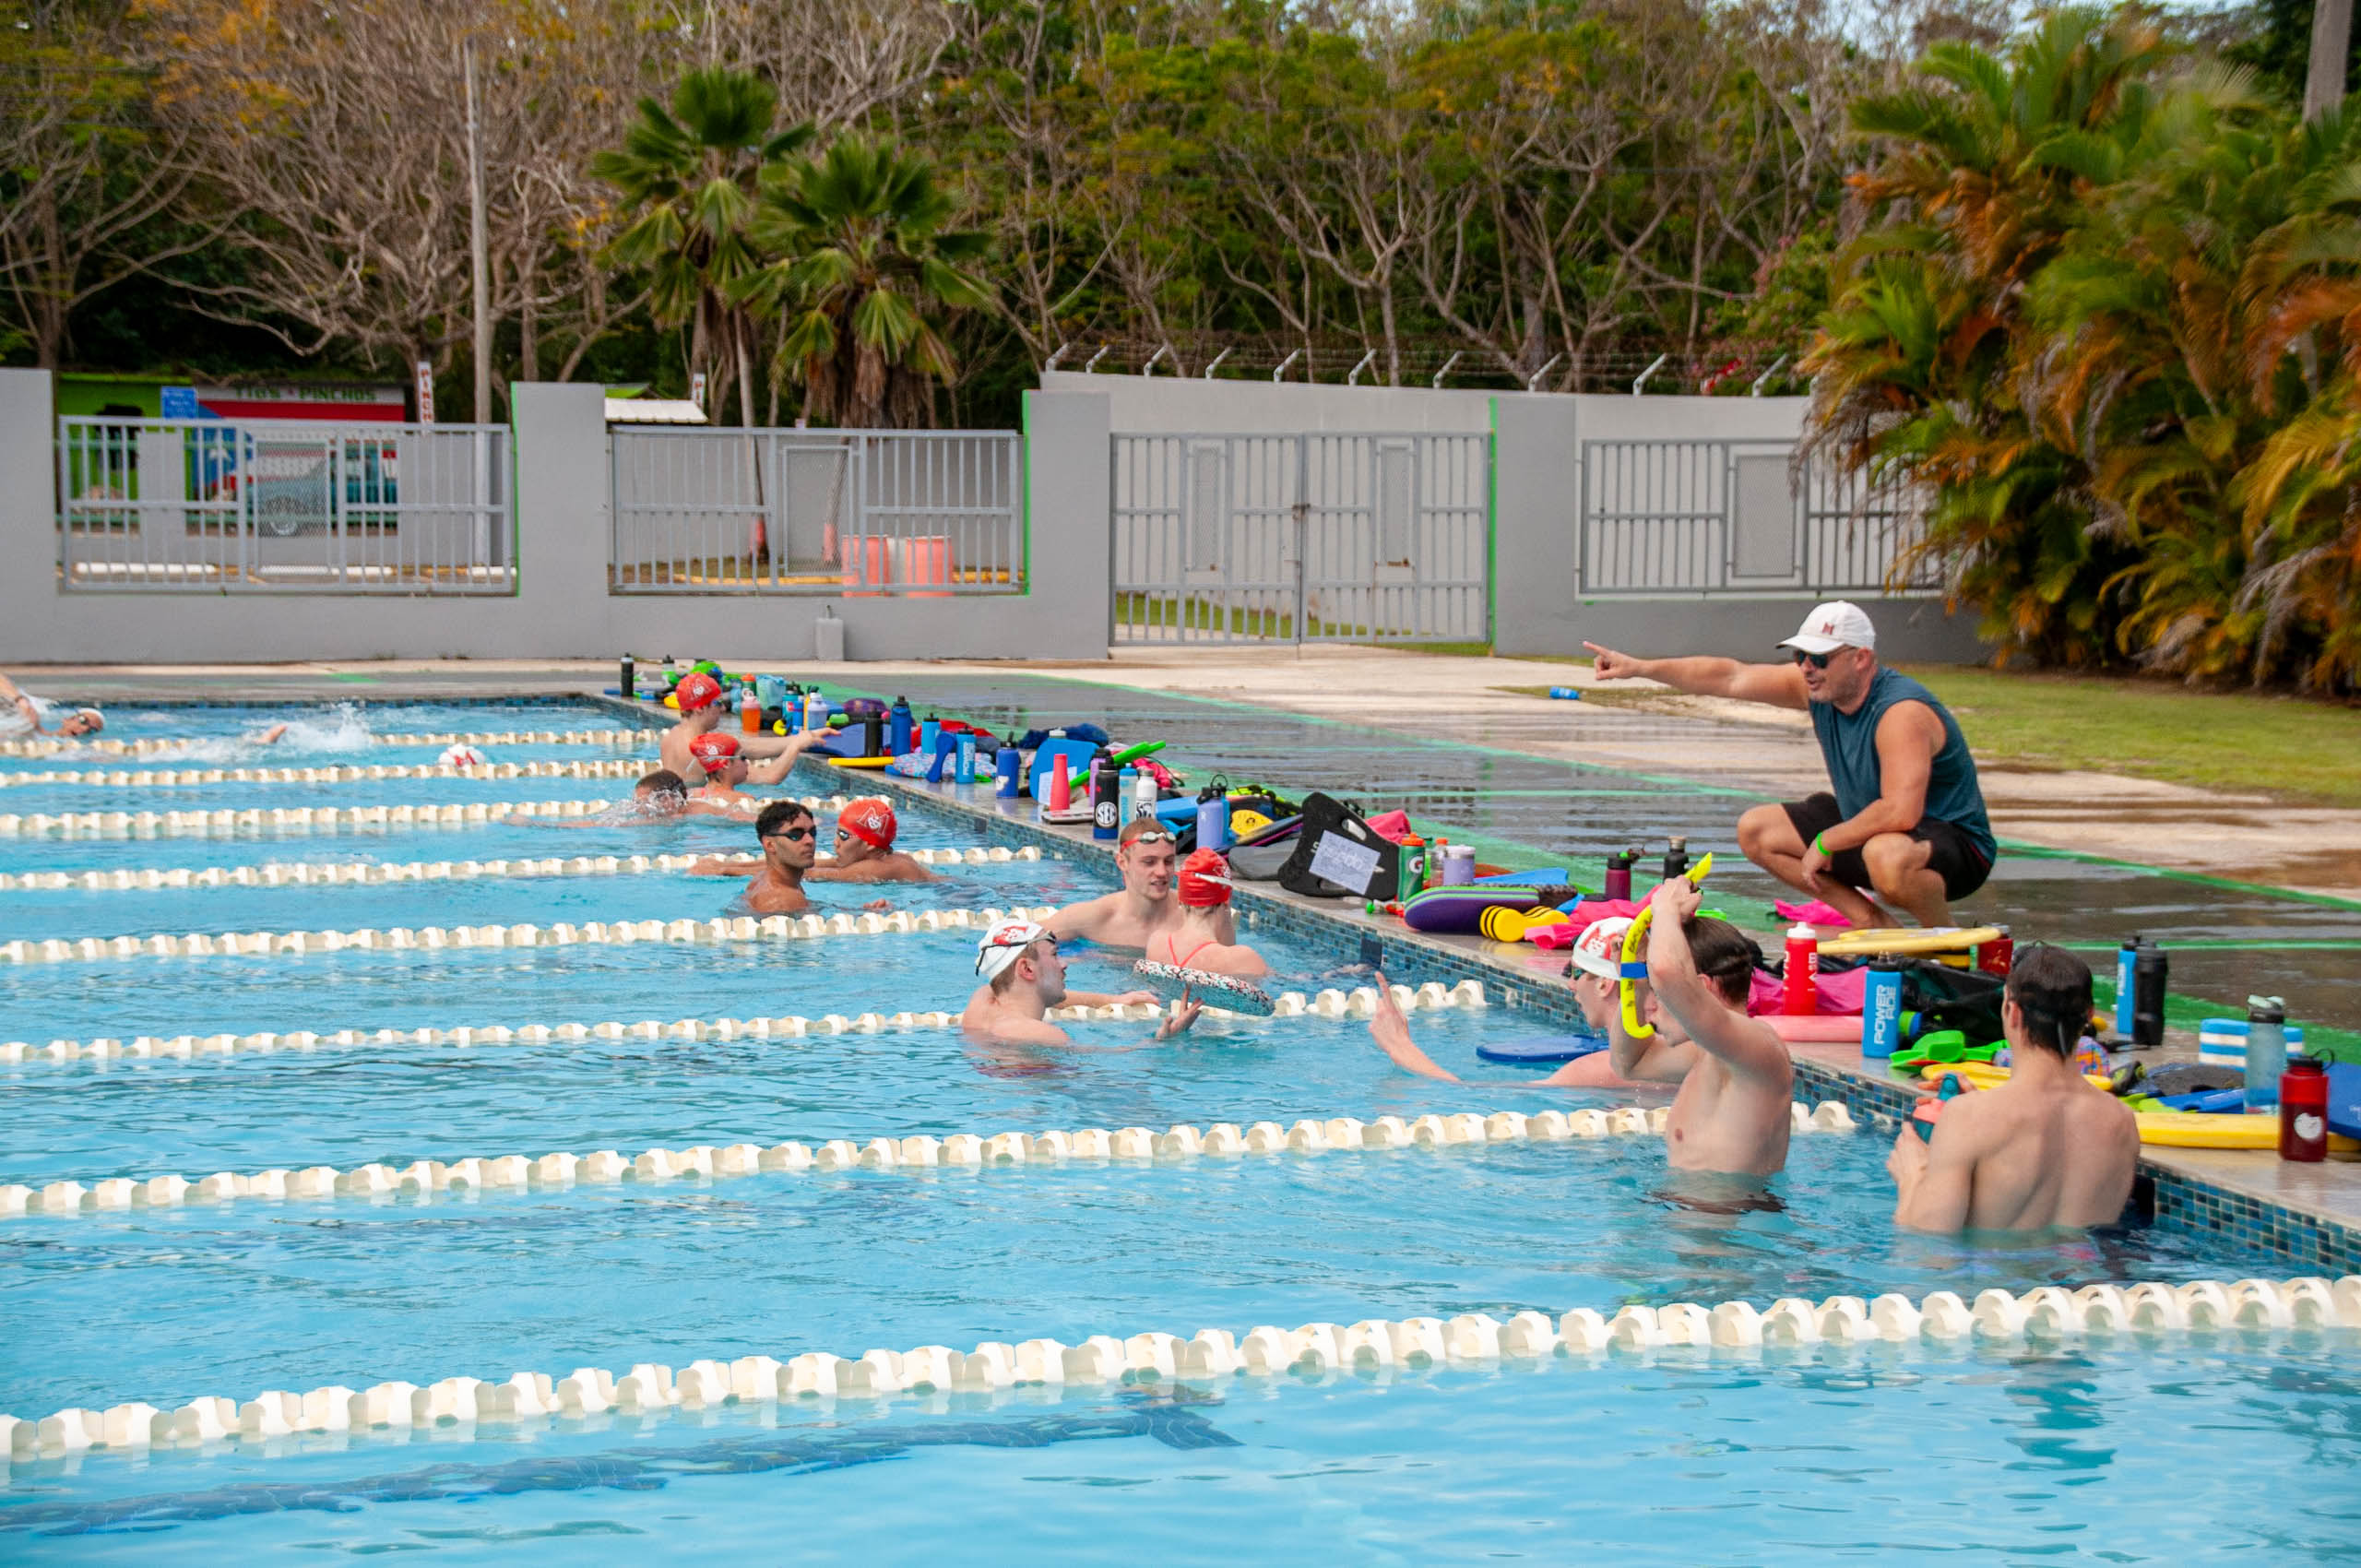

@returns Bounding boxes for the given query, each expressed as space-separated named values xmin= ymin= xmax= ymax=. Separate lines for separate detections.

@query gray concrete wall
xmin=1 ymin=372 xmax=1113 ymax=663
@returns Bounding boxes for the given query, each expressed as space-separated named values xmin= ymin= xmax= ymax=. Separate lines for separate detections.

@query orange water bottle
xmin=1781 ymin=922 xmax=1819 ymax=1015
xmin=740 ymin=681 xmax=761 ymax=733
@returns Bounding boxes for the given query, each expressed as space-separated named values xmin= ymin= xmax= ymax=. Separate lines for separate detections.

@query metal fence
xmin=1578 ymin=439 xmax=1937 ymax=596
xmin=56 ymin=418 xmax=512 ymax=593
xmin=1113 ymin=431 xmax=1490 ymax=644
xmin=609 ymin=427 xmax=1023 ymax=595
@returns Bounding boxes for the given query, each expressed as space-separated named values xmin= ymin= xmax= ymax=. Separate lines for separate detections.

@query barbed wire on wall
xmin=1040 ymin=334 xmax=1809 ymax=396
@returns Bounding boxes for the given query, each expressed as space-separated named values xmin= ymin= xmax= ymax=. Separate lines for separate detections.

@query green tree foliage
xmin=1809 ymin=7 xmax=2361 ymax=690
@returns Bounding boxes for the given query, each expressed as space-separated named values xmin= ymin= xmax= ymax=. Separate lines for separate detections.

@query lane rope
xmin=0 ymin=843 xmax=1041 ymax=894
xmin=11 ymin=1275 xmax=2352 ymax=1460
xmin=0 ymin=1079 xmax=1852 ymax=1226
xmin=1 ymin=978 xmax=1489 ymax=1067
xmin=0 ymin=792 xmax=856 ymax=840
xmin=0 ymin=729 xmax=653 ymax=759
xmin=0 ymin=897 xmax=1055 ymax=967
xmin=0 ymin=760 xmax=652 ymax=789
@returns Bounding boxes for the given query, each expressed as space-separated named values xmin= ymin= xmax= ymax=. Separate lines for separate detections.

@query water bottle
xmin=1781 ymin=922 xmax=1818 ymax=1016
xmin=803 ymin=690 xmax=827 ymax=733
xmin=1661 ymin=836 xmax=1690 ymax=884
xmin=2280 ymin=1057 xmax=2330 ymax=1161
xmin=2132 ymin=944 xmax=2168 ymax=1048
xmin=919 ymin=716 xmax=941 ymax=755
xmin=1091 ymin=757 xmax=1119 ymax=839
xmin=1863 ymin=956 xmax=1905 ymax=1060
xmin=889 ymin=697 xmax=913 ymax=755
xmin=1196 ymin=792 xmax=1229 ymax=853
xmin=2114 ymin=937 xmax=2141 ymax=1039
xmin=1604 ymin=849 xmax=1635 ymax=903
xmin=1548 ymin=686 xmax=1583 ymax=701
xmin=1132 ymin=769 xmax=1157 ymax=822
xmin=1396 ymin=836 xmax=1426 ymax=901
xmin=995 ymin=746 xmax=1021 ymax=799
xmin=2246 ymin=996 xmax=2287 ymax=1116
xmin=955 ymin=731 xmax=977 ymax=785
xmin=619 ymin=654 xmax=635 ymax=699
xmin=1441 ymin=845 xmax=1476 ymax=886
xmin=925 ymin=728 xmax=955 ymax=784
xmin=1117 ymin=766 xmax=1138 ymax=817
xmin=860 ymin=712 xmax=884 ymax=758
xmin=1977 ymin=925 xmax=2013 ymax=978
xmin=741 ymin=682 xmax=762 ymax=734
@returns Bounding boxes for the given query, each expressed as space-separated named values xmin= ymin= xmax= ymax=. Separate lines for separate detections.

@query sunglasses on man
xmin=1789 ymin=648 xmax=1839 ymax=670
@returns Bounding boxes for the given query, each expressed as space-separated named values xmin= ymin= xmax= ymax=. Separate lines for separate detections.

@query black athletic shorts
xmin=1781 ymin=792 xmax=1993 ymax=902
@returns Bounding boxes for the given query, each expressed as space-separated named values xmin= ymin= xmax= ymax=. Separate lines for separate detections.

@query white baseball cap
xmin=1566 ymin=916 xmax=1635 ymax=982
xmin=1776 ymin=600 xmax=1877 ymax=656
xmin=975 ymin=919 xmax=1052 ymax=981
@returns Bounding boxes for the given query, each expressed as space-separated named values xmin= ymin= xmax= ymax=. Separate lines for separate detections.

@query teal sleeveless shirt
xmin=1809 ymin=667 xmax=1994 ymax=861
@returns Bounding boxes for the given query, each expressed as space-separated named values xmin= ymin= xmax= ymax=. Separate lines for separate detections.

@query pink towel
xmin=1365 ymin=810 xmax=1412 ymax=841
xmin=1747 ymin=964 xmax=1867 ymax=1017
xmin=1774 ymin=898 xmax=1854 ymax=929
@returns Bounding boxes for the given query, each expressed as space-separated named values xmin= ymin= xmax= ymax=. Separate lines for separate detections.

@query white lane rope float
xmin=0 ymin=899 xmax=1059 ymax=967
xmin=0 ymin=1085 xmax=1856 ymax=1223
xmin=2 ymin=978 xmax=1491 ymax=1067
xmin=0 ymin=729 xmax=653 ymax=759
xmin=11 ymin=1275 xmax=2355 ymax=1461
xmin=0 ymin=759 xmax=652 ymax=789
xmin=0 ymin=792 xmax=858 ymax=840
xmin=0 ymin=844 xmax=1041 ymax=894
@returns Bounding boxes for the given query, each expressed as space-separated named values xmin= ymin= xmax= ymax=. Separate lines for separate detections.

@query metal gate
xmin=1112 ymin=431 xmax=1489 ymax=644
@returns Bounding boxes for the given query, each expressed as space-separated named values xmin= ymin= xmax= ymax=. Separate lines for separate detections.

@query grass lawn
xmin=1489 ymin=656 xmax=2361 ymax=807
xmin=1894 ymin=665 xmax=2361 ymax=808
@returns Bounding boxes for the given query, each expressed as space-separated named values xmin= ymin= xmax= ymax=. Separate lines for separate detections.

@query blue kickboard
xmin=2332 ymin=1063 xmax=2361 ymax=1140
xmin=1475 ymin=1033 xmax=1607 ymax=1066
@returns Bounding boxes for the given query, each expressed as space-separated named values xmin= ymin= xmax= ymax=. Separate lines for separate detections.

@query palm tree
xmin=591 ymin=68 xmax=812 ymax=429
xmin=736 ymin=135 xmax=992 ymax=428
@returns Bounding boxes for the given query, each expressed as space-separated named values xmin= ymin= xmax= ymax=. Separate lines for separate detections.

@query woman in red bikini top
xmin=1155 ymin=849 xmax=1273 ymax=979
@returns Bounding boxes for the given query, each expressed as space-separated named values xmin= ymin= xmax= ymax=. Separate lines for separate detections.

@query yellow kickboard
xmin=2137 ymin=1112 xmax=2361 ymax=1152
xmin=1818 ymin=924 xmax=2004 ymax=957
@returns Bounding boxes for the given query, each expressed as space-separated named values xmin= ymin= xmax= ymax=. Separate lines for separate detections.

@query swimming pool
xmin=4 ymin=699 xmax=2355 ymax=1562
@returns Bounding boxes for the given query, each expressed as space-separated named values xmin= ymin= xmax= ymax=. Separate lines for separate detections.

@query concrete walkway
xmin=23 ymin=648 xmax=2361 ymax=900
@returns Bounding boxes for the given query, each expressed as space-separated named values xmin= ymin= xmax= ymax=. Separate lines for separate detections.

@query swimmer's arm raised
xmin=1643 ymin=881 xmax=1788 ymax=1085
xmin=1367 ymin=973 xmax=1463 ymax=1082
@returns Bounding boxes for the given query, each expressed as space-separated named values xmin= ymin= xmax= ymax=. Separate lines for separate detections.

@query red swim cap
xmin=688 ymin=731 xmax=741 ymax=774
xmin=1178 ymin=849 xmax=1233 ymax=907
xmin=674 ymin=672 xmax=723 ymax=711
xmin=839 ymin=797 xmax=897 ymax=849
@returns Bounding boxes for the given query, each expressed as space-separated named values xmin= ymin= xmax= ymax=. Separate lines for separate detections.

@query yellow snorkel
xmin=1618 ymin=853 xmax=1714 ymax=1039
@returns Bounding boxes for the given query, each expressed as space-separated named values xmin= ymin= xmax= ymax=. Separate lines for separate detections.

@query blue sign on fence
xmin=160 ymin=386 xmax=201 ymax=419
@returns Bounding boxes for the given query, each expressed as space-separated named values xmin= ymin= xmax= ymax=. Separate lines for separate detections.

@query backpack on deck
xmin=1275 ymin=793 xmax=1399 ymax=900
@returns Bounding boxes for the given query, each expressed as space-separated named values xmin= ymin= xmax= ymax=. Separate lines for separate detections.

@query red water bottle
xmin=1781 ymin=921 xmax=1819 ymax=1015
xmin=1977 ymin=924 xmax=2012 ymax=978
xmin=2280 ymin=1058 xmax=2330 ymax=1162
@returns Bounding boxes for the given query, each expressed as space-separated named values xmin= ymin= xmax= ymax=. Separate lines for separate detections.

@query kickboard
xmin=1816 ymin=925 xmax=2005 ymax=957
xmin=2136 ymin=1111 xmax=2361 ymax=1152
xmin=1475 ymin=1033 xmax=1607 ymax=1065
xmin=1130 ymin=959 xmax=1277 ymax=1016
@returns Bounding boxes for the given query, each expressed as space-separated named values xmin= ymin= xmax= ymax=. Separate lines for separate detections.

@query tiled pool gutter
xmin=785 ymin=743 xmax=2361 ymax=1276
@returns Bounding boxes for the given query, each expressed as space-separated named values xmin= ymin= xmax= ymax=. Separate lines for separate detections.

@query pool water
xmin=3 ymin=700 xmax=2354 ymax=1561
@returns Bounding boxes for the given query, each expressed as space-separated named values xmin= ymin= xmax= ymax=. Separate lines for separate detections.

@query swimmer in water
xmin=1044 ymin=817 xmax=1185 ymax=951
xmin=1146 ymin=850 xmax=1268 ymax=978
xmin=686 ymin=732 xmax=796 ymax=813
xmin=658 ymin=672 xmax=826 ymax=778
xmin=539 ymin=769 xmax=737 ymax=826
xmin=0 ymin=671 xmax=101 ymax=739
xmin=683 ymin=799 xmax=892 ymax=915
xmin=960 ymin=918 xmax=1198 ymax=1048
xmin=808 ymin=798 xmax=940 ymax=885
xmin=1605 ymin=877 xmax=1793 ymax=1180
xmin=1889 ymin=943 xmax=2138 ymax=1232
xmin=1364 ymin=917 xmax=1670 ymax=1090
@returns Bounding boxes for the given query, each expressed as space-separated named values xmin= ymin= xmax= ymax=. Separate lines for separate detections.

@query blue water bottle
xmin=925 ymin=728 xmax=955 ymax=784
xmin=919 ymin=716 xmax=941 ymax=756
xmin=995 ymin=746 xmax=1021 ymax=798
xmin=2114 ymin=936 xmax=2140 ymax=1039
xmin=1863 ymin=956 xmax=1904 ymax=1060
xmin=955 ymin=731 xmax=977 ymax=785
xmin=1197 ymin=791 xmax=1229 ymax=852
xmin=888 ymin=696 xmax=913 ymax=756
xmin=1116 ymin=766 xmax=1138 ymax=817
xmin=1548 ymin=686 xmax=1583 ymax=701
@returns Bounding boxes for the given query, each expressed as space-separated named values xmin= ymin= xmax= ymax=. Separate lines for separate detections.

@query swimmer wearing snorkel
xmin=658 ymin=672 xmax=826 ymax=778
xmin=808 ymin=798 xmax=939 ymax=885
xmin=1605 ymin=877 xmax=1793 ymax=1180
xmin=1044 ymin=817 xmax=1187 ymax=951
xmin=960 ymin=918 xmax=1199 ymax=1049
xmin=1364 ymin=917 xmax=1669 ymax=1090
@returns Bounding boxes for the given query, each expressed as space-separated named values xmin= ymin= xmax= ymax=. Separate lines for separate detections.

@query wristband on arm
xmin=1813 ymin=832 xmax=1829 ymax=857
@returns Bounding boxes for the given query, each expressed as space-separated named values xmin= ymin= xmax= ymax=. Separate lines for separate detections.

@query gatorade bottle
xmin=919 ymin=715 xmax=941 ymax=756
xmin=1605 ymin=849 xmax=1635 ymax=903
xmin=995 ymin=746 xmax=1021 ymax=799
xmin=1398 ymin=836 xmax=1426 ymax=901
xmin=1781 ymin=922 xmax=1818 ymax=1016
xmin=889 ymin=696 xmax=914 ymax=755
xmin=2114 ymin=936 xmax=2141 ymax=1040
xmin=741 ymin=683 xmax=762 ymax=734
